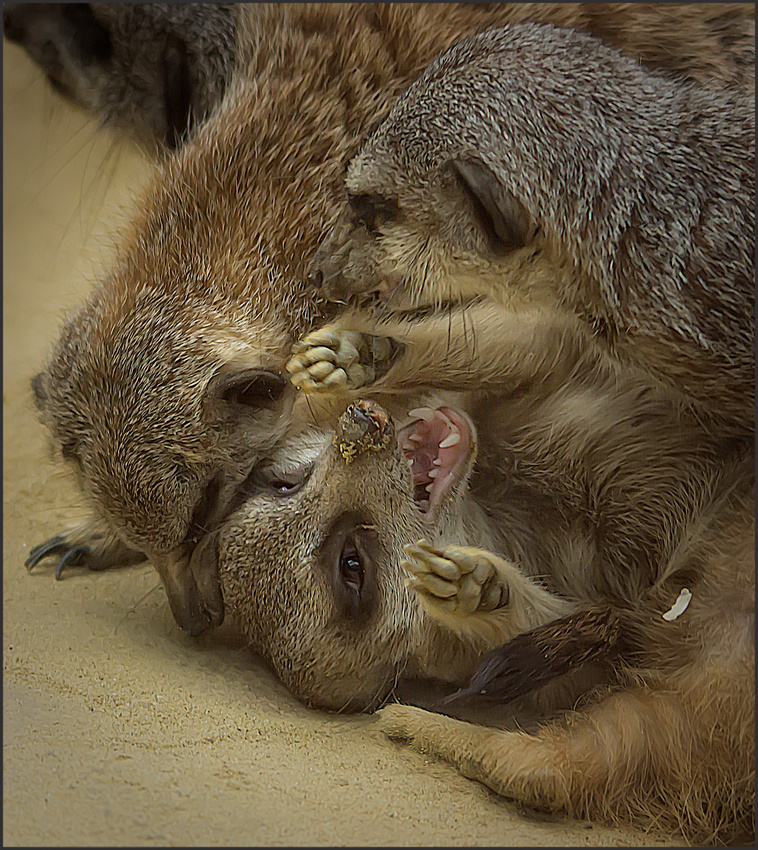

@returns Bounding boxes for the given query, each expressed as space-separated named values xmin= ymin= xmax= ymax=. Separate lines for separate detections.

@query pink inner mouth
xmin=397 ymin=406 xmax=472 ymax=517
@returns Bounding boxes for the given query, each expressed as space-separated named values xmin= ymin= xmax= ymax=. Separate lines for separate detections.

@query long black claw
xmin=25 ymin=535 xmax=68 ymax=570
xmin=54 ymin=546 xmax=91 ymax=580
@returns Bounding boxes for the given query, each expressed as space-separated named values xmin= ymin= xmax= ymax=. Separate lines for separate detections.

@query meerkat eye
xmin=347 ymin=192 xmax=399 ymax=233
xmin=250 ymin=464 xmax=312 ymax=497
xmin=339 ymin=540 xmax=364 ymax=596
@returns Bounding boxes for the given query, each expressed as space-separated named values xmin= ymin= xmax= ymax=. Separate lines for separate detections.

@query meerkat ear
xmin=204 ymin=366 xmax=288 ymax=411
xmin=450 ymin=158 xmax=534 ymax=252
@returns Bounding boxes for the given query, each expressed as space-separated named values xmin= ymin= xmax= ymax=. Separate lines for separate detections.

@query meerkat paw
xmin=287 ymin=328 xmax=396 ymax=393
xmin=378 ymin=703 xmax=496 ymax=785
xmin=25 ymin=523 xmax=146 ymax=580
xmin=402 ymin=539 xmax=508 ymax=617
xmin=378 ymin=704 xmax=571 ymax=810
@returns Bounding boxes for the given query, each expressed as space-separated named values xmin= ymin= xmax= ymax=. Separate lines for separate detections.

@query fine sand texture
xmin=4 ymin=43 xmax=675 ymax=847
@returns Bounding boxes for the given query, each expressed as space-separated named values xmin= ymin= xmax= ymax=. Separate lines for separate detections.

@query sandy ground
xmin=3 ymin=44 xmax=678 ymax=847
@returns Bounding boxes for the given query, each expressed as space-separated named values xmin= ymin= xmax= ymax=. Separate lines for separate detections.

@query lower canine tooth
xmin=439 ymin=431 xmax=461 ymax=448
xmin=425 ymin=483 xmax=434 ymax=492
xmin=428 ymin=468 xmax=439 ymax=478
xmin=432 ymin=458 xmax=442 ymax=466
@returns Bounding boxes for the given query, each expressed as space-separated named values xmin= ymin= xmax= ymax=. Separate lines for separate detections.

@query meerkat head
xmin=32 ymin=283 xmax=297 ymax=634
xmin=312 ymin=23 xmax=650 ymax=315
xmin=3 ymin=3 xmax=237 ymax=149
xmin=218 ymin=399 xmax=479 ymax=712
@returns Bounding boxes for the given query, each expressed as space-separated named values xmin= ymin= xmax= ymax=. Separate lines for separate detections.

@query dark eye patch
xmin=317 ymin=512 xmax=380 ymax=624
xmin=347 ymin=192 xmax=399 ymax=233
xmin=248 ymin=464 xmax=313 ymax=497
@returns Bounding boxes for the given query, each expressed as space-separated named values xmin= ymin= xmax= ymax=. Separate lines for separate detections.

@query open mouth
xmin=397 ymin=406 xmax=474 ymax=520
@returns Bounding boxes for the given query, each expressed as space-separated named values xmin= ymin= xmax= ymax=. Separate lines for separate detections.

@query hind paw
xmin=25 ymin=525 xmax=145 ymax=579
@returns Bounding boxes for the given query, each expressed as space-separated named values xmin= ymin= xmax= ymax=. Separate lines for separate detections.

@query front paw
xmin=25 ymin=526 xmax=145 ymax=580
xmin=402 ymin=540 xmax=508 ymax=617
xmin=287 ymin=328 xmax=396 ymax=393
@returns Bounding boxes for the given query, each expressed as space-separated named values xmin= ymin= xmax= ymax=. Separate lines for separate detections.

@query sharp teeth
xmin=425 ymin=483 xmax=434 ymax=492
xmin=439 ymin=431 xmax=461 ymax=448
xmin=408 ymin=434 xmax=423 ymax=444
xmin=436 ymin=411 xmax=454 ymax=429
xmin=408 ymin=407 xmax=435 ymax=422
xmin=428 ymin=468 xmax=439 ymax=478
xmin=432 ymin=458 xmax=442 ymax=466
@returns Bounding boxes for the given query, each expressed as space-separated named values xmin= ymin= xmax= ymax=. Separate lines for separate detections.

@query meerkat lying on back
xmin=219 ymin=348 xmax=754 ymax=842
xmin=314 ymin=23 xmax=755 ymax=437
xmin=27 ymin=6 xmax=755 ymax=636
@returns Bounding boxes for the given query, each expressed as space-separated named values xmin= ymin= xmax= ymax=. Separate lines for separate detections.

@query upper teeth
xmin=439 ymin=431 xmax=461 ymax=448
xmin=408 ymin=407 xmax=435 ymax=422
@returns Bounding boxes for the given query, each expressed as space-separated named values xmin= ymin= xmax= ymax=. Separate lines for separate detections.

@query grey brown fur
xmin=30 ymin=4 xmax=756 ymax=632
xmin=3 ymin=3 xmax=237 ymax=150
xmin=318 ymin=23 xmax=755 ymax=436
xmin=5 ymin=4 xmax=754 ymax=151
xmin=223 ymin=332 xmax=754 ymax=841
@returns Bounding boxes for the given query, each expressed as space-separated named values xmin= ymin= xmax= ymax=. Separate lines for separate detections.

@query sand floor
xmin=3 ymin=43 xmax=677 ymax=846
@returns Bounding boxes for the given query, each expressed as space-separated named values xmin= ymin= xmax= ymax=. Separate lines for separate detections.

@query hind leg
xmin=378 ymin=685 xmax=686 ymax=815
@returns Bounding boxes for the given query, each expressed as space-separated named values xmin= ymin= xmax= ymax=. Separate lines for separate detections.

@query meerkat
xmin=217 ymin=370 xmax=754 ymax=843
xmin=5 ymin=4 xmax=754 ymax=151
xmin=27 ymin=5 xmax=756 ymax=635
xmin=313 ymin=23 xmax=755 ymax=437
xmin=2 ymin=3 xmax=238 ymax=151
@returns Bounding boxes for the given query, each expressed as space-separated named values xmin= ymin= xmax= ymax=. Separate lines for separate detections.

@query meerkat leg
xmin=379 ymin=684 xmax=688 ymax=815
xmin=25 ymin=519 xmax=146 ymax=579
xmin=402 ymin=540 xmax=575 ymax=648
xmin=288 ymin=303 xmax=604 ymax=399
xmin=287 ymin=328 xmax=398 ymax=392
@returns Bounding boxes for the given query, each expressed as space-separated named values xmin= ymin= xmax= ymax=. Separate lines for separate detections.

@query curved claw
xmin=26 ymin=534 xmax=93 ymax=579
xmin=25 ymin=535 xmax=69 ymax=570
xmin=54 ymin=546 xmax=91 ymax=580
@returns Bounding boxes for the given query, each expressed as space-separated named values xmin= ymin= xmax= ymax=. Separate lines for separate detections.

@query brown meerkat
xmin=313 ymin=23 xmax=755 ymax=437
xmin=27 ymin=5 xmax=756 ymax=634
xmin=5 ymin=4 xmax=754 ymax=150
xmin=217 ymin=370 xmax=754 ymax=843
xmin=3 ymin=3 xmax=238 ymax=151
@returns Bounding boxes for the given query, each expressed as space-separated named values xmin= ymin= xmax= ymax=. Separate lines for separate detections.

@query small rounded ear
xmin=449 ymin=158 xmax=534 ymax=253
xmin=31 ymin=371 xmax=48 ymax=411
xmin=205 ymin=366 xmax=288 ymax=411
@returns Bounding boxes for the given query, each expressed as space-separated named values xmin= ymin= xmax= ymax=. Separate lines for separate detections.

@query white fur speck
xmin=662 ymin=588 xmax=692 ymax=621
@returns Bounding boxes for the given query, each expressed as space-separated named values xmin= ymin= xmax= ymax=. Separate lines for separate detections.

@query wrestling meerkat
xmin=314 ymin=23 xmax=755 ymax=436
xmin=218 ymin=379 xmax=753 ymax=843
xmin=5 ymin=4 xmax=754 ymax=150
xmin=3 ymin=3 xmax=238 ymax=150
xmin=28 ymin=5 xmax=755 ymax=634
